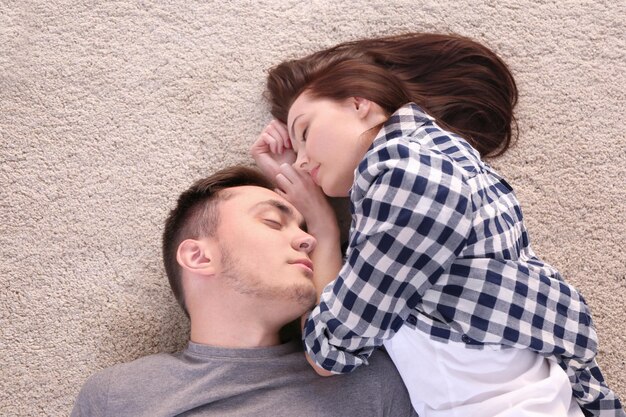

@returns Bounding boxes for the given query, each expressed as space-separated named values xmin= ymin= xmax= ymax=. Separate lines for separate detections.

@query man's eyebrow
xmin=252 ymin=199 xmax=306 ymax=229
xmin=289 ymin=114 xmax=303 ymax=141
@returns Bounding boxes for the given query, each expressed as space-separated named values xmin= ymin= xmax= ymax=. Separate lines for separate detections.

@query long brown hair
xmin=265 ymin=33 xmax=518 ymax=157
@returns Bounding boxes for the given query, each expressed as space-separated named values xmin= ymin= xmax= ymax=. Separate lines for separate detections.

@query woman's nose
xmin=293 ymin=233 xmax=317 ymax=254
xmin=294 ymin=149 xmax=309 ymax=170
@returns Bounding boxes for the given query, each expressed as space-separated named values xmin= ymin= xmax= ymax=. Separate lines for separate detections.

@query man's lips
xmin=291 ymin=259 xmax=314 ymax=274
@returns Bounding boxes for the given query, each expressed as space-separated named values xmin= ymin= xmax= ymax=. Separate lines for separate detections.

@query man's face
xmin=212 ymin=186 xmax=317 ymax=311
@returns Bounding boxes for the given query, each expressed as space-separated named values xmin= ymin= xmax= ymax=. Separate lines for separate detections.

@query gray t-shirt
xmin=71 ymin=340 xmax=417 ymax=417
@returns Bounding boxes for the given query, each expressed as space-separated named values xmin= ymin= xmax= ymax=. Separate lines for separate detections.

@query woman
xmin=250 ymin=33 xmax=623 ymax=417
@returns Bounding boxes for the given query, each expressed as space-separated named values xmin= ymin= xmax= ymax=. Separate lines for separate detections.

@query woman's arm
xmin=251 ymin=120 xmax=342 ymax=297
xmin=274 ymin=163 xmax=342 ymax=299
xmin=251 ymin=122 xmax=343 ymax=376
xmin=274 ymin=164 xmax=342 ymax=377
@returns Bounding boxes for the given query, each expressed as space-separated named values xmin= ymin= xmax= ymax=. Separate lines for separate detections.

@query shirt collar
xmin=350 ymin=103 xmax=435 ymax=198
xmin=370 ymin=102 xmax=435 ymax=150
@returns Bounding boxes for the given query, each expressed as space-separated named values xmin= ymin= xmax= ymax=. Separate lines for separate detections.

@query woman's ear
xmin=353 ymin=97 xmax=380 ymax=119
xmin=353 ymin=96 xmax=387 ymax=125
xmin=176 ymin=239 xmax=217 ymax=277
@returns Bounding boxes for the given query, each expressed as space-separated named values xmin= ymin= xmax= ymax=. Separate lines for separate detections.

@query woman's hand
xmin=250 ymin=120 xmax=296 ymax=180
xmin=274 ymin=163 xmax=337 ymax=237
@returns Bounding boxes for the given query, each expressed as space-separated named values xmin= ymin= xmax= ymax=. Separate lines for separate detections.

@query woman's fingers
xmin=278 ymin=163 xmax=302 ymax=185
xmin=272 ymin=120 xmax=291 ymax=148
xmin=265 ymin=120 xmax=291 ymax=154
xmin=275 ymin=172 xmax=294 ymax=193
xmin=264 ymin=123 xmax=285 ymax=154
xmin=251 ymin=121 xmax=300 ymax=183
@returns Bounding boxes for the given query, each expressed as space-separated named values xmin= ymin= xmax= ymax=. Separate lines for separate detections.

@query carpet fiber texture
xmin=1 ymin=1 xmax=624 ymax=415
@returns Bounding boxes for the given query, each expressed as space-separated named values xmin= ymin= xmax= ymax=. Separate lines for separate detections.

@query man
xmin=72 ymin=166 xmax=417 ymax=417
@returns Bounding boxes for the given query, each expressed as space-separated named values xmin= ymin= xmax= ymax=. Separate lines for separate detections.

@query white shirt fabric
xmin=384 ymin=324 xmax=584 ymax=417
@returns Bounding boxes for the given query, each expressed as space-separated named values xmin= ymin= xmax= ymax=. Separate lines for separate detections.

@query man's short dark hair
xmin=162 ymin=166 xmax=275 ymax=317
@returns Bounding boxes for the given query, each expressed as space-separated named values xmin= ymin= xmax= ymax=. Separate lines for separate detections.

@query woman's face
xmin=287 ymin=91 xmax=383 ymax=197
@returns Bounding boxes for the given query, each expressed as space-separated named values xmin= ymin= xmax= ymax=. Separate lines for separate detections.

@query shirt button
xmin=406 ymin=315 xmax=417 ymax=326
xmin=461 ymin=334 xmax=471 ymax=343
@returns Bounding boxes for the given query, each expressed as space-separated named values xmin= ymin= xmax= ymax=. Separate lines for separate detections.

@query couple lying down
xmin=73 ymin=33 xmax=624 ymax=417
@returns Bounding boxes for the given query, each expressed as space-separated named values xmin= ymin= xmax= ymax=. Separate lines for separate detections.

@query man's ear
xmin=176 ymin=239 xmax=218 ymax=277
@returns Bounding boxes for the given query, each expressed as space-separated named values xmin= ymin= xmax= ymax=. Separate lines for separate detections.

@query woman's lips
xmin=310 ymin=166 xmax=320 ymax=185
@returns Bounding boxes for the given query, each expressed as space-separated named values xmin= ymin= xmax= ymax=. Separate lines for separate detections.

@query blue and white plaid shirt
xmin=303 ymin=103 xmax=624 ymax=417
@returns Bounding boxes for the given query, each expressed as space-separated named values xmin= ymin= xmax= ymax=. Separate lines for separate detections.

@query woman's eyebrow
xmin=289 ymin=114 xmax=303 ymax=140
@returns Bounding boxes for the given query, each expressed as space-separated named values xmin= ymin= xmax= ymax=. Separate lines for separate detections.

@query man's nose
xmin=293 ymin=233 xmax=317 ymax=254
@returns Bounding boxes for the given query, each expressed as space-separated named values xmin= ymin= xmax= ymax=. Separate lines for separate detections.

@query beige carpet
xmin=1 ymin=1 xmax=624 ymax=415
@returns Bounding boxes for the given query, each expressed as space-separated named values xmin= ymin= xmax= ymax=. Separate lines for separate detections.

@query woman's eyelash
xmin=302 ymin=128 xmax=308 ymax=142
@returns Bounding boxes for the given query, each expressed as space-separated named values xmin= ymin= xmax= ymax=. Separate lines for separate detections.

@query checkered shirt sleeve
xmin=302 ymin=103 xmax=624 ymax=417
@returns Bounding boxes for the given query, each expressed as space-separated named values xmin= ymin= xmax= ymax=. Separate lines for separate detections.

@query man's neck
xmin=185 ymin=287 xmax=304 ymax=349
xmin=189 ymin=315 xmax=283 ymax=348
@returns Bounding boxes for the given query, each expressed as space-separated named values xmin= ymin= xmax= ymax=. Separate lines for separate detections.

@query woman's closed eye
xmin=301 ymin=127 xmax=308 ymax=142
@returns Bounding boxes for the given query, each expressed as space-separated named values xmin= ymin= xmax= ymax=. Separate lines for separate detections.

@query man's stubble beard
xmin=219 ymin=244 xmax=316 ymax=307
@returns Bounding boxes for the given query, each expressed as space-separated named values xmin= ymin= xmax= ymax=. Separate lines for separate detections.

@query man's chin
xmin=278 ymin=285 xmax=316 ymax=316
xmin=280 ymin=293 xmax=316 ymax=330
xmin=293 ymin=286 xmax=317 ymax=309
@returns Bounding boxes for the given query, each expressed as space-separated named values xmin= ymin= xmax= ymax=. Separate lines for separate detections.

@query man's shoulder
xmin=340 ymin=347 xmax=403 ymax=385
xmin=305 ymin=348 xmax=417 ymax=416
xmin=89 ymin=351 xmax=178 ymax=384
xmin=72 ymin=345 xmax=417 ymax=417
xmin=71 ymin=351 xmax=179 ymax=416
xmin=361 ymin=350 xmax=418 ymax=415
